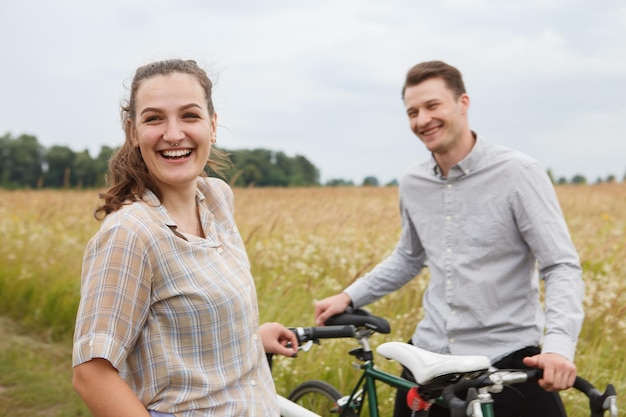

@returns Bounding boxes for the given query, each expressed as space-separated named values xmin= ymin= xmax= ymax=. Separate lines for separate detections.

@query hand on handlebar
xmin=314 ymin=293 xmax=352 ymax=326
xmin=260 ymin=322 xmax=299 ymax=357
xmin=523 ymin=352 xmax=577 ymax=391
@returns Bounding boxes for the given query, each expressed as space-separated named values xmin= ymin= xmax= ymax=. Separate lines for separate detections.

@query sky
xmin=1 ymin=0 xmax=625 ymax=184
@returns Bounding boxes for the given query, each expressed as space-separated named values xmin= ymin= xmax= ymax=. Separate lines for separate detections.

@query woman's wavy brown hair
xmin=95 ymin=59 xmax=230 ymax=220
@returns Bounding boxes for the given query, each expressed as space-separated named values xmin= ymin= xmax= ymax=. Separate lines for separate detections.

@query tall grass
xmin=0 ymin=190 xmax=100 ymax=340
xmin=0 ymin=184 xmax=624 ymax=415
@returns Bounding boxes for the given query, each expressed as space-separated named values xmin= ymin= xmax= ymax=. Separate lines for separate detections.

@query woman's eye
xmin=183 ymin=113 xmax=200 ymax=119
xmin=144 ymin=115 xmax=160 ymax=123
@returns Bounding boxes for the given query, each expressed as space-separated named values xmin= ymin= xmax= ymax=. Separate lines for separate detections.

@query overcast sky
xmin=1 ymin=0 xmax=625 ymax=184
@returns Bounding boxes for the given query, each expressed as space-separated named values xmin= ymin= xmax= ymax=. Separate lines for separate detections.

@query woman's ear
xmin=127 ymin=120 xmax=139 ymax=147
xmin=210 ymin=113 xmax=218 ymax=143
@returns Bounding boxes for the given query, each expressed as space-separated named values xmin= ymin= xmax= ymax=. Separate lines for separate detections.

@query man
xmin=314 ymin=61 xmax=584 ymax=417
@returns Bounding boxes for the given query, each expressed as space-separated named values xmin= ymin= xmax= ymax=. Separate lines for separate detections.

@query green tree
xmin=0 ymin=133 xmax=12 ymax=187
xmin=0 ymin=133 xmax=45 ymax=188
xmin=73 ymin=150 xmax=97 ymax=188
xmin=44 ymin=145 xmax=76 ymax=187
xmin=227 ymin=149 xmax=277 ymax=186
xmin=292 ymin=155 xmax=319 ymax=186
xmin=223 ymin=148 xmax=319 ymax=187
xmin=362 ymin=176 xmax=379 ymax=186
xmin=240 ymin=163 xmax=263 ymax=186
xmin=94 ymin=146 xmax=115 ymax=187
xmin=326 ymin=178 xmax=354 ymax=187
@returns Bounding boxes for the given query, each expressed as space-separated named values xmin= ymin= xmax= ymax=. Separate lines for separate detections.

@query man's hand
xmin=523 ymin=352 xmax=577 ymax=391
xmin=259 ymin=322 xmax=298 ymax=357
xmin=314 ymin=292 xmax=352 ymax=326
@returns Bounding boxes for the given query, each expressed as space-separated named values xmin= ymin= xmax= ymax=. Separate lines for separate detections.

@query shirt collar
xmin=430 ymin=132 xmax=486 ymax=179
xmin=140 ymin=178 xmax=207 ymax=227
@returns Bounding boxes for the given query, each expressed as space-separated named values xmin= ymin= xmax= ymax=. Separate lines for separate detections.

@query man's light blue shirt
xmin=345 ymin=135 xmax=584 ymax=362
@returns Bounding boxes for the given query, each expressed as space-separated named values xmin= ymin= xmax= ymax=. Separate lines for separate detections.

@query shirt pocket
xmin=218 ymin=222 xmax=250 ymax=269
xmin=460 ymin=203 xmax=503 ymax=260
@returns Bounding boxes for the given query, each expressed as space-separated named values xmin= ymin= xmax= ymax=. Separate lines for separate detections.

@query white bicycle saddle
xmin=376 ymin=342 xmax=491 ymax=385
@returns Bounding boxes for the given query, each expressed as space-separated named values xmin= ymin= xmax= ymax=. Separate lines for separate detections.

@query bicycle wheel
xmin=288 ymin=380 xmax=356 ymax=416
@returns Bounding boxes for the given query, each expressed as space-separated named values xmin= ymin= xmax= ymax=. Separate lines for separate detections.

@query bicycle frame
xmin=337 ymin=360 xmax=504 ymax=417
xmin=340 ymin=360 xmax=417 ymax=417
xmin=285 ymin=314 xmax=500 ymax=417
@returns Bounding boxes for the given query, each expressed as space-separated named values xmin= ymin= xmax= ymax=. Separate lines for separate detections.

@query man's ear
xmin=458 ymin=93 xmax=470 ymax=115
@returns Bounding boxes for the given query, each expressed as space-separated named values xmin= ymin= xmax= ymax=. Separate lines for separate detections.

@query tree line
xmin=0 ymin=133 xmax=326 ymax=189
xmin=1 ymin=133 xmax=623 ymax=189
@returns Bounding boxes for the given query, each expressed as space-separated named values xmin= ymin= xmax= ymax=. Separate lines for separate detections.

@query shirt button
xmin=446 ymin=248 xmax=451 ymax=253
xmin=253 ymin=334 xmax=258 ymax=340
xmin=451 ymin=310 xmax=456 ymax=315
xmin=217 ymin=247 xmax=223 ymax=254
xmin=447 ymin=184 xmax=452 ymax=189
xmin=449 ymin=338 xmax=455 ymax=344
xmin=251 ymin=380 xmax=256 ymax=386
xmin=445 ymin=216 xmax=451 ymax=221
xmin=89 ymin=340 xmax=94 ymax=347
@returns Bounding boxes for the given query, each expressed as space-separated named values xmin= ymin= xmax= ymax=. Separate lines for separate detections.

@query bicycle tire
xmin=287 ymin=380 xmax=357 ymax=416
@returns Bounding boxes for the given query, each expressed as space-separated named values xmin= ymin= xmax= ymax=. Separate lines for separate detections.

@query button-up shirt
xmin=345 ymin=135 xmax=584 ymax=362
xmin=73 ymin=177 xmax=278 ymax=416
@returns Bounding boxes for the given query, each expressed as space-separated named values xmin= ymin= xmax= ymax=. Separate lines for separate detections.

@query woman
xmin=72 ymin=59 xmax=297 ymax=417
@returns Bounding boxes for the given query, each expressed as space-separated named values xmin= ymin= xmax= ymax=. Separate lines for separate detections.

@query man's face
xmin=403 ymin=77 xmax=469 ymax=155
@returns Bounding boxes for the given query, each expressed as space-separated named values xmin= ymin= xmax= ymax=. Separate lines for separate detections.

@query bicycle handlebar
xmin=439 ymin=369 xmax=617 ymax=417
xmin=286 ymin=309 xmax=390 ymax=345
xmin=288 ymin=325 xmax=356 ymax=343
xmin=573 ymin=377 xmax=618 ymax=417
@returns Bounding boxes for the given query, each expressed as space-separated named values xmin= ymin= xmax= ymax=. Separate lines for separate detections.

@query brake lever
xmin=299 ymin=340 xmax=314 ymax=352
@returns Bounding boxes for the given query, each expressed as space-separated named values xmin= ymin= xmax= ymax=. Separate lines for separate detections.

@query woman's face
xmin=131 ymin=72 xmax=217 ymax=192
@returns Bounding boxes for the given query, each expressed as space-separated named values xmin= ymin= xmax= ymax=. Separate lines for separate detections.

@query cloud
xmin=528 ymin=106 xmax=626 ymax=181
xmin=1 ymin=0 xmax=624 ymax=183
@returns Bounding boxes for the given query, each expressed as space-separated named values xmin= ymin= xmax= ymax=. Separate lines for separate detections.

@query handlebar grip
xmin=441 ymin=385 xmax=473 ymax=417
xmin=517 ymin=372 xmax=616 ymax=417
xmin=289 ymin=325 xmax=356 ymax=343
xmin=522 ymin=371 xmax=616 ymax=417
xmin=574 ymin=376 xmax=617 ymax=417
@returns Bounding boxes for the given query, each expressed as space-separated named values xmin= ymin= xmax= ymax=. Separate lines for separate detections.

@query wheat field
xmin=0 ymin=184 xmax=624 ymax=416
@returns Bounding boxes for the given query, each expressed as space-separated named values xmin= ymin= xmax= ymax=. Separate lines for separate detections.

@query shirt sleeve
xmin=73 ymin=220 xmax=153 ymax=370
xmin=345 ymin=195 xmax=427 ymax=308
xmin=511 ymin=160 xmax=585 ymax=361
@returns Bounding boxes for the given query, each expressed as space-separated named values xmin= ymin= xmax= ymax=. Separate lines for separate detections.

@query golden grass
xmin=0 ymin=184 xmax=624 ymax=416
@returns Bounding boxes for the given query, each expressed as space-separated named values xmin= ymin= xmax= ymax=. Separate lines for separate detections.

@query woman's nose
xmin=163 ymin=119 xmax=184 ymax=141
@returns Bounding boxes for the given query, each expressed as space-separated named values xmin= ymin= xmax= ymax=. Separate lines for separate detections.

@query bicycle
xmin=283 ymin=309 xmax=618 ymax=417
